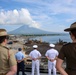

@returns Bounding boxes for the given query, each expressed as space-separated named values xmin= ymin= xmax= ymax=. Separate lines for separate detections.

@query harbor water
xmin=30 ymin=34 xmax=72 ymax=43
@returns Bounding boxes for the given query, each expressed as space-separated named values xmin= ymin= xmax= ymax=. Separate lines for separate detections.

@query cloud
xmin=1 ymin=0 xmax=76 ymax=32
xmin=1 ymin=0 xmax=76 ymax=15
xmin=66 ymin=18 xmax=75 ymax=22
xmin=0 ymin=8 xmax=40 ymax=28
xmin=12 ymin=0 xmax=76 ymax=13
xmin=51 ymin=0 xmax=76 ymax=16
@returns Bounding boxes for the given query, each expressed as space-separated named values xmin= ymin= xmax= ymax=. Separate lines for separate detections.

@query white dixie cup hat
xmin=33 ymin=45 xmax=38 ymax=48
xmin=49 ymin=43 xmax=55 ymax=47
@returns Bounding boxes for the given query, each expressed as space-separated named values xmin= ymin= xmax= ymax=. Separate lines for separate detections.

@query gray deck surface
xmin=16 ymin=72 xmax=60 ymax=75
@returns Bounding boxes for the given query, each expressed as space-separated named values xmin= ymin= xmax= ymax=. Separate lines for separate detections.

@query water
xmin=30 ymin=34 xmax=72 ymax=43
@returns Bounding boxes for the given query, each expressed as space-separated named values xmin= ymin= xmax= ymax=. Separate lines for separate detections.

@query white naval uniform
xmin=29 ymin=49 xmax=41 ymax=75
xmin=45 ymin=48 xmax=58 ymax=75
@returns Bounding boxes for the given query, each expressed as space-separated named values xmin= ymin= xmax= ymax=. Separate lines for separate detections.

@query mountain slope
xmin=9 ymin=25 xmax=55 ymax=35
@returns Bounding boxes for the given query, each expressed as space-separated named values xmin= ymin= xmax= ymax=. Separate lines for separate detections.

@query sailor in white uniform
xmin=29 ymin=45 xmax=41 ymax=75
xmin=45 ymin=44 xmax=59 ymax=75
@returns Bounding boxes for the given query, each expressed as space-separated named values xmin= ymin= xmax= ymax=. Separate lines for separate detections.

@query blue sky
xmin=0 ymin=0 xmax=76 ymax=32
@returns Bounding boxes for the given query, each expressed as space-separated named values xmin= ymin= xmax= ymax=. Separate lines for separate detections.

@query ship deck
xmin=16 ymin=72 xmax=60 ymax=75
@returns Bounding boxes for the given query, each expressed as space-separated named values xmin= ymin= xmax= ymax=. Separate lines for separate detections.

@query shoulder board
xmin=63 ymin=42 xmax=71 ymax=46
xmin=3 ymin=46 xmax=9 ymax=50
xmin=0 ymin=45 xmax=10 ymax=59
xmin=3 ymin=46 xmax=10 ymax=59
xmin=0 ymin=45 xmax=9 ymax=50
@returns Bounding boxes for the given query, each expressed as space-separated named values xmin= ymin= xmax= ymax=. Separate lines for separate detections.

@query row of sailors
xmin=15 ymin=44 xmax=59 ymax=75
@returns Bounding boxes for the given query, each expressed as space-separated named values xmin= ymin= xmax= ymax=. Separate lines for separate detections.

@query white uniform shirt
xmin=45 ymin=48 xmax=58 ymax=69
xmin=45 ymin=48 xmax=58 ymax=60
xmin=29 ymin=49 xmax=41 ymax=59
xmin=15 ymin=51 xmax=25 ymax=60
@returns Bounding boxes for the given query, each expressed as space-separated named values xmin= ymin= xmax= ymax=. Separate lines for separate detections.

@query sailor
xmin=15 ymin=48 xmax=26 ymax=75
xmin=29 ymin=45 xmax=41 ymax=75
xmin=0 ymin=29 xmax=17 ymax=75
xmin=45 ymin=44 xmax=59 ymax=75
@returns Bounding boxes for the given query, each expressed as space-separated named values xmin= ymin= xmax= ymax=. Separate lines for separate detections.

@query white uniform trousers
xmin=48 ymin=60 xmax=56 ymax=75
xmin=31 ymin=60 xmax=40 ymax=75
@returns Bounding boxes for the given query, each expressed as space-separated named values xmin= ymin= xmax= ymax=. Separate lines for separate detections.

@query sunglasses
xmin=6 ymin=36 xmax=9 ymax=40
xmin=69 ymin=32 xmax=71 ymax=35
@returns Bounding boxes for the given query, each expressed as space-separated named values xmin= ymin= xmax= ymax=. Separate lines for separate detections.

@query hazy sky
xmin=0 ymin=0 xmax=76 ymax=32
